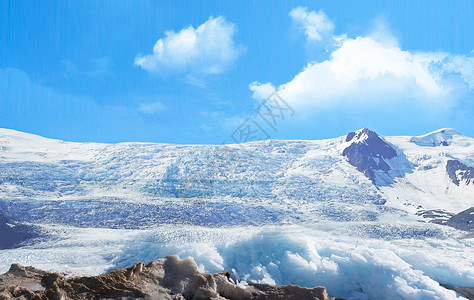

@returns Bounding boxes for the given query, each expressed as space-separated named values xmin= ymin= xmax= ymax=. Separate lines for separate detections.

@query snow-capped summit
xmin=409 ymin=128 xmax=460 ymax=147
xmin=343 ymin=128 xmax=397 ymax=156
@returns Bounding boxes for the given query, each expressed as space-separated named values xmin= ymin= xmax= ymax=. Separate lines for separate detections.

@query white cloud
xmin=278 ymin=10 xmax=473 ymax=114
xmin=135 ymin=16 xmax=243 ymax=75
xmin=367 ymin=17 xmax=399 ymax=48
xmin=251 ymin=33 xmax=473 ymax=114
xmin=138 ymin=101 xmax=164 ymax=114
xmin=289 ymin=7 xmax=334 ymax=42
xmin=443 ymin=54 xmax=474 ymax=89
xmin=249 ymin=82 xmax=276 ymax=100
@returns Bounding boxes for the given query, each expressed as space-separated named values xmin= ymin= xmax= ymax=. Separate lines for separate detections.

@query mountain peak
xmin=343 ymin=128 xmax=400 ymax=185
xmin=345 ymin=128 xmax=380 ymax=143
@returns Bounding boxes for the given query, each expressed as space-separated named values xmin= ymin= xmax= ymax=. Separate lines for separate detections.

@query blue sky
xmin=1 ymin=1 xmax=473 ymax=144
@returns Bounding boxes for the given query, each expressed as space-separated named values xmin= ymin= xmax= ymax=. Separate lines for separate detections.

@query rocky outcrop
xmin=415 ymin=209 xmax=454 ymax=225
xmin=446 ymin=207 xmax=474 ymax=232
xmin=0 ymin=213 xmax=33 ymax=250
xmin=0 ymin=256 xmax=337 ymax=300
xmin=440 ymin=284 xmax=474 ymax=299
xmin=446 ymin=159 xmax=474 ymax=186
xmin=0 ymin=214 xmax=18 ymax=249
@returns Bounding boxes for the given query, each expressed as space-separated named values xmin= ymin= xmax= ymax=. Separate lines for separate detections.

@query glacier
xmin=0 ymin=127 xmax=473 ymax=299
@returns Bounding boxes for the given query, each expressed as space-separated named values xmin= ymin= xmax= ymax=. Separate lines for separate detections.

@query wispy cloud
xmin=443 ymin=53 xmax=474 ymax=89
xmin=289 ymin=7 xmax=334 ymax=42
xmin=135 ymin=16 xmax=244 ymax=76
xmin=183 ymin=75 xmax=207 ymax=88
xmin=138 ymin=101 xmax=165 ymax=114
xmin=0 ymin=67 xmax=168 ymax=141
xmin=0 ymin=67 xmax=110 ymax=135
xmin=60 ymin=56 xmax=114 ymax=78
xmin=86 ymin=57 xmax=115 ymax=77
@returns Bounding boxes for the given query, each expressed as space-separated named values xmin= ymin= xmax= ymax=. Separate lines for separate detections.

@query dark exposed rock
xmin=0 ymin=256 xmax=337 ymax=300
xmin=342 ymin=128 xmax=398 ymax=185
xmin=0 ymin=212 xmax=38 ymax=250
xmin=446 ymin=207 xmax=474 ymax=232
xmin=446 ymin=160 xmax=474 ymax=186
xmin=416 ymin=209 xmax=454 ymax=225
xmin=345 ymin=132 xmax=356 ymax=142
xmin=249 ymin=284 xmax=343 ymax=300
xmin=0 ymin=214 xmax=19 ymax=249
xmin=0 ymin=214 xmax=31 ymax=250
xmin=440 ymin=284 xmax=474 ymax=299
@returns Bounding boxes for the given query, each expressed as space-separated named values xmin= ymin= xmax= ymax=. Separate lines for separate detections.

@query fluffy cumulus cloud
xmin=289 ymin=7 xmax=334 ymax=42
xmin=135 ymin=16 xmax=243 ymax=75
xmin=249 ymin=82 xmax=276 ymax=100
xmin=251 ymin=9 xmax=473 ymax=118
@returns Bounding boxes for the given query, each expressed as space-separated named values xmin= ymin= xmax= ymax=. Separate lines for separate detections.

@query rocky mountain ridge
xmin=0 ymin=256 xmax=336 ymax=300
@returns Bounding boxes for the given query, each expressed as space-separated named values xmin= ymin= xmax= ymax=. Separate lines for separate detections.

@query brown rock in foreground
xmin=0 ymin=255 xmax=337 ymax=300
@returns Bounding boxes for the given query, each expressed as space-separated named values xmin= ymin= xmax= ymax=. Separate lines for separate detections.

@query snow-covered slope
xmin=383 ymin=129 xmax=474 ymax=215
xmin=0 ymin=127 xmax=473 ymax=224
xmin=410 ymin=128 xmax=460 ymax=147
xmin=1 ymin=127 xmax=473 ymax=299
